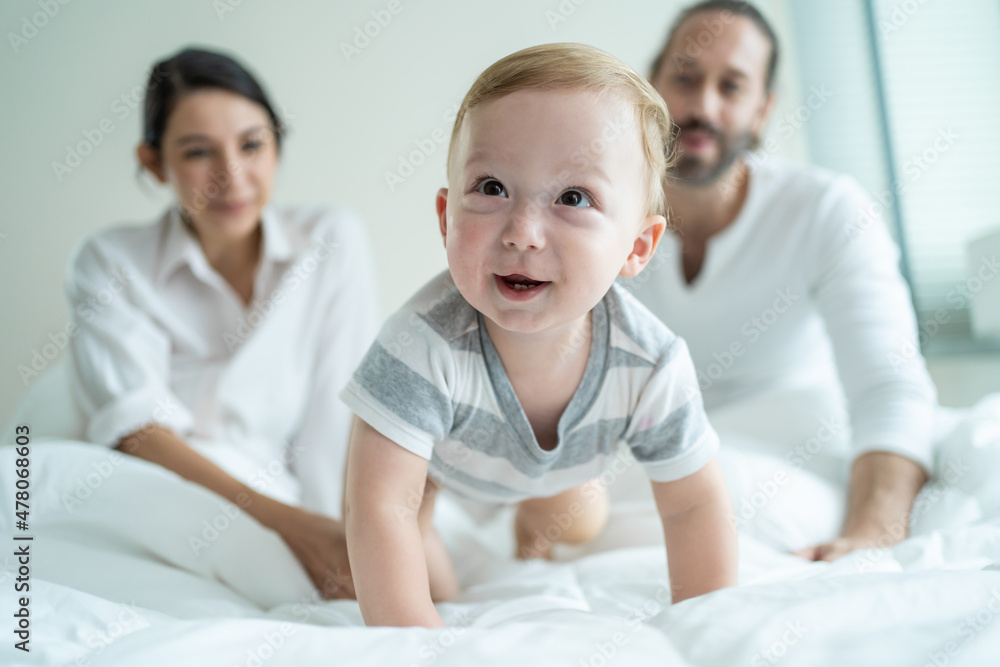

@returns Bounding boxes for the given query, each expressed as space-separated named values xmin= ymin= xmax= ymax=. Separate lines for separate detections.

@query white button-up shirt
xmin=66 ymin=204 xmax=377 ymax=517
xmin=627 ymin=158 xmax=938 ymax=473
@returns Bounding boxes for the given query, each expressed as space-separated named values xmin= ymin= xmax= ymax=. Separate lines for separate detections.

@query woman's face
xmin=151 ymin=89 xmax=279 ymax=244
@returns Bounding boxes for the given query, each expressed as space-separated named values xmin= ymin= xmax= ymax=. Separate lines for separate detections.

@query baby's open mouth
xmin=498 ymin=273 xmax=549 ymax=291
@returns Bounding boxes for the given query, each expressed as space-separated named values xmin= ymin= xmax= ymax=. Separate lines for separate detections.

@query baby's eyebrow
xmin=554 ymin=160 xmax=613 ymax=189
xmin=461 ymin=153 xmax=614 ymax=188
xmin=465 ymin=150 xmax=485 ymax=162
xmin=463 ymin=150 xmax=502 ymax=168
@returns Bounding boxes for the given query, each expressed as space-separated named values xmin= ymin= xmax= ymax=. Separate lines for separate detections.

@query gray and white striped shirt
xmin=340 ymin=271 xmax=718 ymax=503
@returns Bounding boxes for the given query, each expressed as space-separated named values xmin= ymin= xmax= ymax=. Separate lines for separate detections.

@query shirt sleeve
xmin=287 ymin=210 xmax=380 ymax=518
xmin=66 ymin=237 xmax=195 ymax=447
xmin=624 ymin=335 xmax=721 ymax=482
xmin=809 ymin=177 xmax=938 ymax=472
xmin=338 ymin=303 xmax=457 ymax=462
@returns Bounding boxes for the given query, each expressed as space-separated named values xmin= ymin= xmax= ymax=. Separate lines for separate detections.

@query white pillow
xmin=3 ymin=357 xmax=87 ymax=443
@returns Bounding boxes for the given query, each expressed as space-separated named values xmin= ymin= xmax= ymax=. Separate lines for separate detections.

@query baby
xmin=341 ymin=43 xmax=737 ymax=627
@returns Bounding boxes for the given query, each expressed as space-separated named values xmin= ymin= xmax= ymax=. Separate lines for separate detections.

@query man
xmin=631 ymin=0 xmax=936 ymax=562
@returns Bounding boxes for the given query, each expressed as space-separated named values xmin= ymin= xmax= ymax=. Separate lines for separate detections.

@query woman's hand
xmin=273 ymin=507 xmax=356 ymax=600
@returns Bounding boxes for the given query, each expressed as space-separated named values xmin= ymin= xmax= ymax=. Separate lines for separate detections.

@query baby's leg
xmin=515 ymin=481 xmax=609 ymax=560
xmin=417 ymin=476 xmax=460 ymax=601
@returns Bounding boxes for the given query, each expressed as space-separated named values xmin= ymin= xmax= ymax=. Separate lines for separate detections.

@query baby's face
xmin=438 ymin=88 xmax=662 ymax=337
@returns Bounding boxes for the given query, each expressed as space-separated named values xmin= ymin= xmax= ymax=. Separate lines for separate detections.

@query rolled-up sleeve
xmin=810 ymin=178 xmax=938 ymax=472
xmin=66 ymin=239 xmax=194 ymax=446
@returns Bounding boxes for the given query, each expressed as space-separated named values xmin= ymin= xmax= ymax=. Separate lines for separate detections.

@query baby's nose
xmin=502 ymin=204 xmax=546 ymax=250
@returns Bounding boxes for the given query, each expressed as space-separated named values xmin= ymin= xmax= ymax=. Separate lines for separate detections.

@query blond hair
xmin=447 ymin=43 xmax=676 ymax=217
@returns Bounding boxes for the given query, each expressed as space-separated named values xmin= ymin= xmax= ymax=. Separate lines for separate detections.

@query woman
xmin=66 ymin=47 xmax=376 ymax=598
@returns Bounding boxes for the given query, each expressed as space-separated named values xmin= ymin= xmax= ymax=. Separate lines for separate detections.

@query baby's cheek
xmin=445 ymin=245 xmax=482 ymax=292
xmin=454 ymin=228 xmax=496 ymax=265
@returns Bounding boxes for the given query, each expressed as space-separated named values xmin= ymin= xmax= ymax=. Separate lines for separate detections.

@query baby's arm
xmin=651 ymin=458 xmax=738 ymax=603
xmin=344 ymin=417 xmax=454 ymax=627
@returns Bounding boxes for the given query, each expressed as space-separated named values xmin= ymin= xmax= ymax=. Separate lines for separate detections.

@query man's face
xmin=652 ymin=12 xmax=774 ymax=185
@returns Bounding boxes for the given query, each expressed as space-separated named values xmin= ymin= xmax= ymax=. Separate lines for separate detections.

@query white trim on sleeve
xmin=641 ymin=429 xmax=720 ymax=483
xmin=339 ymin=381 xmax=436 ymax=461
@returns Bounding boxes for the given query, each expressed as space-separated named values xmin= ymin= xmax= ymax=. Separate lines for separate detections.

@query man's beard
xmin=669 ymin=120 xmax=754 ymax=186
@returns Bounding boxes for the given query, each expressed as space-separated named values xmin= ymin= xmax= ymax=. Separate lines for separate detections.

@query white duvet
xmin=3 ymin=381 xmax=1000 ymax=666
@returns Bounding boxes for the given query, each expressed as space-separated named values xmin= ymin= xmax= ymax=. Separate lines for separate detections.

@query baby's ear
xmin=436 ymin=188 xmax=449 ymax=247
xmin=620 ymin=214 xmax=666 ymax=278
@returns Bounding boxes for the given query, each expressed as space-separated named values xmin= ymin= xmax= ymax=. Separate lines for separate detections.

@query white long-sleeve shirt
xmin=624 ymin=158 xmax=938 ymax=472
xmin=66 ymin=204 xmax=378 ymax=517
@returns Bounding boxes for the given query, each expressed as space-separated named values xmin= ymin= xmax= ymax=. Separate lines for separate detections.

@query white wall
xmin=0 ymin=0 xmax=861 ymax=429
xmin=785 ymin=0 xmax=890 ymax=205
xmin=927 ymin=355 xmax=1000 ymax=409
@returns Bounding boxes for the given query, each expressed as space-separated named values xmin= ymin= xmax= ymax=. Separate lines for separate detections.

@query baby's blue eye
xmin=558 ymin=189 xmax=592 ymax=208
xmin=476 ymin=179 xmax=507 ymax=197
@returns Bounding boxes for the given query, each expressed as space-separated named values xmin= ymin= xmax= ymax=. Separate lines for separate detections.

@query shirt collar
xmin=154 ymin=205 xmax=294 ymax=285
xmin=259 ymin=205 xmax=295 ymax=263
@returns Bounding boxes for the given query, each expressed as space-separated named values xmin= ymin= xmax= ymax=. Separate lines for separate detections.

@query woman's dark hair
xmin=142 ymin=47 xmax=286 ymax=151
xmin=651 ymin=1 xmax=779 ymax=92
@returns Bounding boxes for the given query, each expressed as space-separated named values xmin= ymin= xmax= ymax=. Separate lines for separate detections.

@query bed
xmin=3 ymin=363 xmax=1000 ymax=666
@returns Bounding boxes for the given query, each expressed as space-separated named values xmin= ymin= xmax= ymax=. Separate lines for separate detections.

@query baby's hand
xmin=651 ymin=459 xmax=738 ymax=602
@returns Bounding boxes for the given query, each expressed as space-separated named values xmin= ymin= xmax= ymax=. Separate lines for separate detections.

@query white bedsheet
xmin=2 ymin=432 xmax=1000 ymax=667
xmin=4 ymin=361 xmax=1000 ymax=666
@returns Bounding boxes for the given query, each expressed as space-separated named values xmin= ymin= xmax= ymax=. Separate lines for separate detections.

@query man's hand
xmin=275 ymin=508 xmax=356 ymax=599
xmin=793 ymin=451 xmax=928 ymax=562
